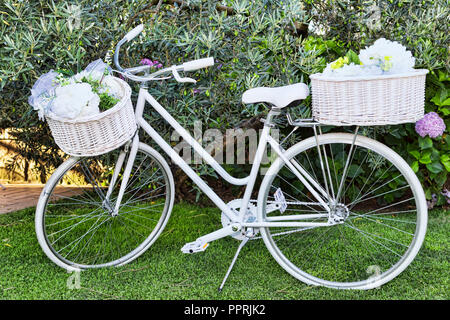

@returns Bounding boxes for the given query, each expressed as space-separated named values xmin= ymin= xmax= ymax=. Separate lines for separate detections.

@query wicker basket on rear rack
xmin=46 ymin=76 xmax=137 ymax=157
xmin=309 ymin=69 xmax=429 ymax=126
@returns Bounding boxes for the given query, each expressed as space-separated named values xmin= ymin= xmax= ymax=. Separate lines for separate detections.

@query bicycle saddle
xmin=242 ymin=83 xmax=309 ymax=108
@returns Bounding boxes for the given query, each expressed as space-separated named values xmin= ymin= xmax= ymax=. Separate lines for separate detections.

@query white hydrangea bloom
xmin=72 ymin=70 xmax=104 ymax=83
xmin=321 ymin=38 xmax=416 ymax=77
xmin=358 ymin=38 xmax=415 ymax=74
xmin=323 ymin=63 xmax=365 ymax=77
xmin=51 ymin=83 xmax=100 ymax=119
xmin=362 ymin=65 xmax=384 ymax=76
xmin=100 ymin=76 xmax=121 ymax=99
xmin=78 ymin=94 xmax=100 ymax=118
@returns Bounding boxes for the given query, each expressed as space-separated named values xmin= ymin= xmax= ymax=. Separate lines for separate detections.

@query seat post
xmin=260 ymin=105 xmax=281 ymax=127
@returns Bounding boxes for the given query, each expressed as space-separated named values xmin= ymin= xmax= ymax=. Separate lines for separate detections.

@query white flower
xmin=358 ymin=38 xmax=415 ymax=73
xmin=51 ymin=83 xmax=100 ymax=119
xmin=323 ymin=63 xmax=369 ymax=77
xmin=362 ymin=65 xmax=384 ymax=76
xmin=72 ymin=70 xmax=104 ymax=83
xmin=321 ymin=38 xmax=416 ymax=78
xmin=78 ymin=94 xmax=100 ymax=118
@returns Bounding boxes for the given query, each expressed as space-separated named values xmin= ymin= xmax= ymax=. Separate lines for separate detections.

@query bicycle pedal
xmin=181 ymin=240 xmax=209 ymax=254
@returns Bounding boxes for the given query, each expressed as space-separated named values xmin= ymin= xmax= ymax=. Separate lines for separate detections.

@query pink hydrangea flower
xmin=415 ymin=112 xmax=446 ymax=138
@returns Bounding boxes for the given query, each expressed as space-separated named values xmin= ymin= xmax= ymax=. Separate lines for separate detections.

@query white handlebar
xmin=118 ymin=25 xmax=214 ymax=79
xmin=182 ymin=57 xmax=214 ymax=71
xmin=124 ymin=24 xmax=144 ymax=42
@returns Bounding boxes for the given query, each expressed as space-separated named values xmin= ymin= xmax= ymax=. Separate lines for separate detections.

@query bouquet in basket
xmin=321 ymin=38 xmax=416 ymax=77
xmin=28 ymin=59 xmax=121 ymax=121
xmin=28 ymin=59 xmax=139 ymax=156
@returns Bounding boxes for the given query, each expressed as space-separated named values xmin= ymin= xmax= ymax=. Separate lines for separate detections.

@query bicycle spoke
xmin=349 ymin=211 xmax=414 ymax=236
xmin=344 ymin=223 xmax=403 ymax=258
xmin=348 ymin=171 xmax=399 ymax=209
xmin=56 ymin=214 xmax=107 ymax=257
xmin=335 ymin=127 xmax=359 ymax=203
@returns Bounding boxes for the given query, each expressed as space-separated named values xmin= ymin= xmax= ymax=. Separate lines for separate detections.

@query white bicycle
xmin=35 ymin=26 xmax=427 ymax=290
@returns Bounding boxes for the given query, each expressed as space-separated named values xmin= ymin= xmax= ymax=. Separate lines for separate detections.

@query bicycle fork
xmin=102 ymin=134 xmax=140 ymax=216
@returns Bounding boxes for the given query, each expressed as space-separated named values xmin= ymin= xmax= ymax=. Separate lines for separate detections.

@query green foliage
xmin=345 ymin=50 xmax=361 ymax=66
xmin=80 ymin=76 xmax=120 ymax=112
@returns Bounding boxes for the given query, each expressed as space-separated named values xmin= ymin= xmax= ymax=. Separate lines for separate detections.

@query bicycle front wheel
xmin=258 ymin=133 xmax=427 ymax=289
xmin=35 ymin=142 xmax=174 ymax=270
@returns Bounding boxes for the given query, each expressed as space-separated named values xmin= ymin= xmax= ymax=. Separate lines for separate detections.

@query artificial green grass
xmin=0 ymin=203 xmax=448 ymax=300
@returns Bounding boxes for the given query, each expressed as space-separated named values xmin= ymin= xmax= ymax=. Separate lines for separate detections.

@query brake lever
xmin=171 ymin=66 xmax=196 ymax=84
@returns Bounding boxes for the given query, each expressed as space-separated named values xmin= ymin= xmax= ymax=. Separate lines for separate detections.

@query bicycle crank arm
xmin=181 ymin=223 xmax=241 ymax=254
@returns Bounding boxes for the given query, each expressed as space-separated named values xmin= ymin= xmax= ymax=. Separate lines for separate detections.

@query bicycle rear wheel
xmin=35 ymin=142 xmax=174 ymax=270
xmin=258 ymin=133 xmax=427 ymax=289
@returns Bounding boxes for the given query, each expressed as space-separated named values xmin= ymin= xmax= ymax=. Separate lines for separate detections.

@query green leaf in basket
xmin=345 ymin=49 xmax=361 ymax=65
xmin=98 ymin=93 xmax=120 ymax=112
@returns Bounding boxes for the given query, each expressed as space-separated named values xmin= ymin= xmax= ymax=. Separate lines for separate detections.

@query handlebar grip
xmin=124 ymin=24 xmax=144 ymax=42
xmin=182 ymin=57 xmax=215 ymax=71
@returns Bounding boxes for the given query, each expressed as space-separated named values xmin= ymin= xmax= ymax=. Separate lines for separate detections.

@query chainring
xmin=221 ymin=199 xmax=259 ymax=240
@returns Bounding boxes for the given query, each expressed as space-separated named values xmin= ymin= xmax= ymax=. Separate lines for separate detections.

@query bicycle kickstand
xmin=218 ymin=237 xmax=250 ymax=292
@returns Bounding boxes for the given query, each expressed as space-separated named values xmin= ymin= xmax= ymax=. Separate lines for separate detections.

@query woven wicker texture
xmin=46 ymin=76 xmax=137 ymax=156
xmin=310 ymin=69 xmax=428 ymax=126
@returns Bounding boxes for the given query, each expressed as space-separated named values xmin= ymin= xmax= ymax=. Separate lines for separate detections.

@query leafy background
xmin=0 ymin=0 xmax=449 ymax=206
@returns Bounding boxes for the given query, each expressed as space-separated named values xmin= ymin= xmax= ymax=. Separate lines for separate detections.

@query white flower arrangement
xmin=51 ymin=83 xmax=100 ymax=119
xmin=322 ymin=38 xmax=415 ymax=77
xmin=358 ymin=38 xmax=415 ymax=73
xmin=29 ymin=59 xmax=120 ymax=120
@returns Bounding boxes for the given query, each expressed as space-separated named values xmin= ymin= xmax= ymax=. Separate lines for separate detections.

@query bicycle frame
xmin=111 ymin=86 xmax=332 ymax=230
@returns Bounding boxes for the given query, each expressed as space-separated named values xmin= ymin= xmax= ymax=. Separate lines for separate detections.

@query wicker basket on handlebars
xmin=309 ymin=69 xmax=429 ymax=126
xmin=46 ymin=76 xmax=137 ymax=157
